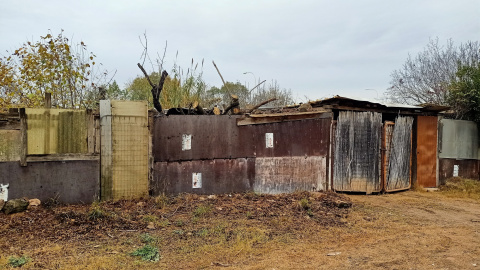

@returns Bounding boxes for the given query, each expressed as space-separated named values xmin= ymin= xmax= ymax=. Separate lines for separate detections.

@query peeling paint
xmin=192 ymin=173 xmax=202 ymax=188
xmin=0 ymin=184 xmax=9 ymax=201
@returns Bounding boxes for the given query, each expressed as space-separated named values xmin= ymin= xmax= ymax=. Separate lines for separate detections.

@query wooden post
xmin=45 ymin=92 xmax=51 ymax=108
xmin=19 ymin=108 xmax=27 ymax=167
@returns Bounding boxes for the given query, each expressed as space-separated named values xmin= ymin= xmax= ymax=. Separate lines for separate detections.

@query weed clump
xmin=130 ymin=245 xmax=160 ymax=262
xmin=87 ymin=202 xmax=106 ymax=220
xmin=193 ymin=204 xmax=212 ymax=218
xmin=8 ymin=255 xmax=30 ymax=268
xmin=140 ymin=233 xmax=157 ymax=244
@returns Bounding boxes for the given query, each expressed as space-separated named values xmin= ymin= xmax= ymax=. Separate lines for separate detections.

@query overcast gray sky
xmin=1 ymin=0 xmax=479 ymax=102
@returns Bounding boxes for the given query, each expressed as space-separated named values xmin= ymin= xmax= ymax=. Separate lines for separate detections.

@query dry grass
xmin=438 ymin=177 xmax=480 ymax=199
xmin=2 ymin=184 xmax=480 ymax=269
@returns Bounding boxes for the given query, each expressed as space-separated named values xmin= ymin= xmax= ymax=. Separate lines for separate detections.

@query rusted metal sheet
xmin=153 ymin=115 xmax=255 ymax=162
xmin=439 ymin=159 xmax=480 ymax=185
xmin=416 ymin=116 xmax=438 ymax=187
xmin=152 ymin=158 xmax=255 ymax=195
xmin=0 ymin=130 xmax=21 ymax=161
xmin=249 ymin=118 xmax=331 ymax=158
xmin=0 ymin=160 xmax=99 ymax=204
xmin=253 ymin=156 xmax=327 ymax=194
xmin=333 ymin=111 xmax=382 ymax=193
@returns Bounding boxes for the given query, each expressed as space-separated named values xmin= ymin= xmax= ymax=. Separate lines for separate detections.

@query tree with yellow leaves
xmin=0 ymin=30 xmax=110 ymax=109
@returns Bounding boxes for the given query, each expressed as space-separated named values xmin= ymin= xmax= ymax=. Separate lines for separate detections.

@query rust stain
xmin=416 ymin=116 xmax=438 ymax=187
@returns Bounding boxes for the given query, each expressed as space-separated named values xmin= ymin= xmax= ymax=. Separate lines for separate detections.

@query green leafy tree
xmin=204 ymin=80 xmax=293 ymax=109
xmin=125 ymin=70 xmax=206 ymax=109
xmin=0 ymin=30 xmax=110 ymax=109
xmin=204 ymin=81 xmax=249 ymax=108
xmin=106 ymin=80 xmax=126 ymax=100
xmin=447 ymin=64 xmax=480 ymax=122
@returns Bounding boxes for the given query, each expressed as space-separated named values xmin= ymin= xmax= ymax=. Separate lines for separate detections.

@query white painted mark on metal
xmin=453 ymin=165 xmax=459 ymax=177
xmin=0 ymin=184 xmax=9 ymax=201
xmin=182 ymin=134 xmax=192 ymax=151
xmin=192 ymin=173 xmax=202 ymax=188
xmin=265 ymin=133 xmax=274 ymax=148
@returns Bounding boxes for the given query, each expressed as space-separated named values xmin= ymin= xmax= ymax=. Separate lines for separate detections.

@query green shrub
xmin=8 ymin=256 xmax=30 ymax=267
xmin=130 ymin=245 xmax=160 ymax=262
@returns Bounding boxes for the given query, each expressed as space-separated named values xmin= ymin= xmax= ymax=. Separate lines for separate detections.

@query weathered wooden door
xmin=333 ymin=111 xmax=382 ymax=193
xmin=416 ymin=116 xmax=438 ymax=187
xmin=384 ymin=116 xmax=413 ymax=191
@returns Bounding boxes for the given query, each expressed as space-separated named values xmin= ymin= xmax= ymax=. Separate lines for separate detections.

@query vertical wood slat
xmin=100 ymin=100 xmax=113 ymax=200
xmin=19 ymin=108 xmax=27 ymax=167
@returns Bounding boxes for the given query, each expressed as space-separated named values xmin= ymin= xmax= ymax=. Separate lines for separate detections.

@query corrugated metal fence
xmin=152 ymin=114 xmax=332 ymax=195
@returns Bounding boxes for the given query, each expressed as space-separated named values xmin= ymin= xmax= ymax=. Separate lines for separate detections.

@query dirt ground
xmin=0 ymin=189 xmax=479 ymax=269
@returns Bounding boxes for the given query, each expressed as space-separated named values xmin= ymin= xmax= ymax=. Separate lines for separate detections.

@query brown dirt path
xmin=235 ymin=191 xmax=480 ymax=270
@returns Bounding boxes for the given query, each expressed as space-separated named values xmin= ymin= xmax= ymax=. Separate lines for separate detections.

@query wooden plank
xmin=237 ymin=112 xmax=332 ymax=126
xmin=26 ymin=153 xmax=99 ymax=162
xmin=19 ymin=108 xmax=27 ymax=167
xmin=87 ymin=110 xmax=95 ymax=154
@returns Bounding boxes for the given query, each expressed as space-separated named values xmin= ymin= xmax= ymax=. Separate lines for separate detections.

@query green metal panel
xmin=439 ymin=119 xmax=478 ymax=160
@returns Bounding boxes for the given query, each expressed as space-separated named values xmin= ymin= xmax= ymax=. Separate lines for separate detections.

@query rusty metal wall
xmin=439 ymin=159 xmax=480 ymax=185
xmin=152 ymin=116 xmax=332 ymax=195
xmin=0 ymin=160 xmax=99 ymax=204
xmin=247 ymin=118 xmax=331 ymax=157
xmin=153 ymin=115 xmax=254 ymax=162
xmin=152 ymin=158 xmax=255 ymax=195
xmin=417 ymin=116 xmax=438 ymax=187
xmin=153 ymin=116 xmax=331 ymax=161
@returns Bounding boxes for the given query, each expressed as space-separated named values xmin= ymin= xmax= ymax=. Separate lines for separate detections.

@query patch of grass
xmin=8 ymin=255 xmax=30 ymax=268
xmin=196 ymin=228 xmax=209 ymax=237
xmin=174 ymin=219 xmax=185 ymax=227
xmin=158 ymin=219 xmax=171 ymax=228
xmin=140 ymin=233 xmax=157 ymax=244
xmin=439 ymin=177 xmax=480 ymax=199
xmin=143 ymin=215 xmax=158 ymax=223
xmin=299 ymin=198 xmax=310 ymax=210
xmin=87 ymin=202 xmax=106 ymax=220
xmin=173 ymin=229 xmax=184 ymax=235
xmin=193 ymin=204 xmax=212 ymax=218
xmin=130 ymin=245 xmax=160 ymax=262
xmin=154 ymin=194 xmax=170 ymax=209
